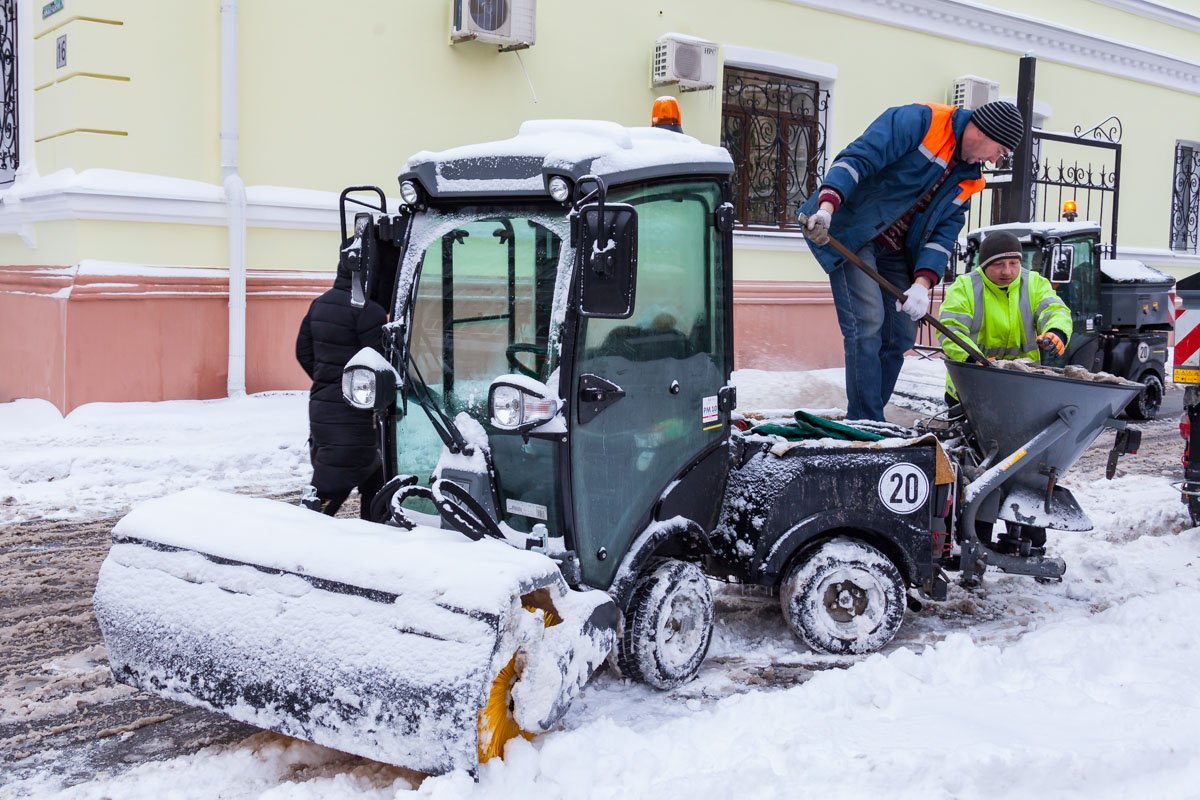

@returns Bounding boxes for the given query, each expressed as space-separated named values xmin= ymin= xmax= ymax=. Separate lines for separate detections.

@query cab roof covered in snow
xmin=400 ymin=119 xmax=734 ymax=200
xmin=966 ymin=220 xmax=1102 ymax=242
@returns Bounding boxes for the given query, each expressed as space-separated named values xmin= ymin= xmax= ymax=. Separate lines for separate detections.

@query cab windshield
xmin=392 ymin=205 xmax=569 ymax=480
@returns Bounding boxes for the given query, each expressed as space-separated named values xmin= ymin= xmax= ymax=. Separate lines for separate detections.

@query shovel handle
xmin=808 ymin=225 xmax=994 ymax=368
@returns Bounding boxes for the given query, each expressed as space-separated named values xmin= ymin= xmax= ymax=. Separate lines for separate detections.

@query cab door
xmin=1045 ymin=236 xmax=1102 ymax=370
xmin=568 ymin=180 xmax=732 ymax=589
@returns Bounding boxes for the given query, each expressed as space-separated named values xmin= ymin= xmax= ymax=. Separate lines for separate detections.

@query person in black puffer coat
xmin=295 ymin=257 xmax=388 ymax=518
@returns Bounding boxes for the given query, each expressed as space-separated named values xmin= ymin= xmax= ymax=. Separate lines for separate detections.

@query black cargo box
xmin=1099 ymin=259 xmax=1174 ymax=330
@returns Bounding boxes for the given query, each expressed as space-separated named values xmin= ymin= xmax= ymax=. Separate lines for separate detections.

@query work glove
xmin=895 ymin=283 xmax=930 ymax=322
xmin=1037 ymin=330 xmax=1066 ymax=357
xmin=801 ymin=208 xmax=832 ymax=246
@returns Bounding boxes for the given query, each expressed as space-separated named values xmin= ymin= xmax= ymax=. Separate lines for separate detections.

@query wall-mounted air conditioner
xmin=652 ymin=33 xmax=718 ymax=92
xmin=451 ymin=0 xmax=536 ymax=50
xmin=951 ymin=75 xmax=1000 ymax=110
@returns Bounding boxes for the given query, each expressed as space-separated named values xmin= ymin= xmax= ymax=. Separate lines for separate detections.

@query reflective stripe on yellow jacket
xmin=938 ymin=268 xmax=1072 ymax=398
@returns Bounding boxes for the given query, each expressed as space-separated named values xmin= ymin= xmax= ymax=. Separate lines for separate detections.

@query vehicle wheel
xmin=780 ymin=537 xmax=906 ymax=655
xmin=615 ymin=559 xmax=714 ymax=690
xmin=1127 ymin=372 xmax=1164 ymax=420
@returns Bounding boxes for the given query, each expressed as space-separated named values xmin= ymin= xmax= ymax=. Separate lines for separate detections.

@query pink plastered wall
xmin=733 ymin=281 xmax=843 ymax=371
xmin=0 ymin=266 xmax=331 ymax=413
xmin=1 ymin=268 xmax=857 ymax=413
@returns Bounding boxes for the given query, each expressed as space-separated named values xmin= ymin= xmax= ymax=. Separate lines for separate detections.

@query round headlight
xmin=399 ymin=180 xmax=421 ymax=206
xmin=491 ymin=384 xmax=523 ymax=429
xmin=343 ymin=368 xmax=377 ymax=409
xmin=548 ymin=176 xmax=571 ymax=203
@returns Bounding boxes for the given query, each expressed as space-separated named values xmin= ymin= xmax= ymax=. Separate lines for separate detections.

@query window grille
xmin=720 ymin=66 xmax=828 ymax=229
xmin=1172 ymin=141 xmax=1199 ymax=254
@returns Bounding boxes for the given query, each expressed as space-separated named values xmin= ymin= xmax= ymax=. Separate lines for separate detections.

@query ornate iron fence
xmin=0 ymin=0 xmax=17 ymax=185
xmin=919 ymin=117 xmax=1123 ymax=357
xmin=720 ymin=67 xmax=828 ymax=229
xmin=966 ymin=117 xmax=1122 ymax=252
xmin=1172 ymin=141 xmax=1199 ymax=254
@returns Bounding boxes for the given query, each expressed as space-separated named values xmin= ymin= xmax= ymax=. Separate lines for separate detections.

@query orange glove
xmin=1037 ymin=331 xmax=1066 ymax=357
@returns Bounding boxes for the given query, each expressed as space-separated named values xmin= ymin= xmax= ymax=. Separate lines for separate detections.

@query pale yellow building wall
xmin=4 ymin=0 xmax=1199 ymax=280
xmin=31 ymin=1 xmax=219 ymax=181
xmin=6 ymin=220 xmax=227 ymax=268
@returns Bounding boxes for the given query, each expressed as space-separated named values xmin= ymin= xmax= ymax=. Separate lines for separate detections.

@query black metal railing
xmin=920 ymin=117 xmax=1123 ymax=356
xmin=721 ymin=67 xmax=829 ymax=229
xmin=1172 ymin=141 xmax=1199 ymax=254
xmin=0 ymin=0 xmax=17 ymax=186
xmin=967 ymin=117 xmax=1122 ymax=252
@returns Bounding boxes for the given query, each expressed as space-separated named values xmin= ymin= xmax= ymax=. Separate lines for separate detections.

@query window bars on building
xmin=1172 ymin=142 xmax=1200 ymax=254
xmin=720 ymin=67 xmax=828 ymax=229
xmin=0 ymin=0 xmax=17 ymax=186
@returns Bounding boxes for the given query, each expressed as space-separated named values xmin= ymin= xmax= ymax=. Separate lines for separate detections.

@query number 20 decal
xmin=877 ymin=463 xmax=929 ymax=514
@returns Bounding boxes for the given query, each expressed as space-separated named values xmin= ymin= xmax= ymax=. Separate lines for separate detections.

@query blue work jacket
xmin=798 ymin=103 xmax=987 ymax=281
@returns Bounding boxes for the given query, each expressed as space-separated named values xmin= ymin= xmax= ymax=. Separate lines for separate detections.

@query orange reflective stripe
xmin=957 ymin=176 xmax=986 ymax=203
xmin=920 ymin=103 xmax=958 ymax=163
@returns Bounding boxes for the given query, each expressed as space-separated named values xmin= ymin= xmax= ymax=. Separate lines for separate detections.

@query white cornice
xmin=734 ymin=229 xmax=810 ymax=252
xmin=779 ymin=0 xmax=1200 ymax=95
xmin=1091 ymin=0 xmax=1200 ymax=34
xmin=0 ymin=174 xmax=380 ymax=241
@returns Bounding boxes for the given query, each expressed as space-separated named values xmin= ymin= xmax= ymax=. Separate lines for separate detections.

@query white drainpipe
xmin=221 ymin=0 xmax=247 ymax=397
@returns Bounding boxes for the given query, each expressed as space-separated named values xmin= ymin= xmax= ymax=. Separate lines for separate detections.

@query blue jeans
xmin=829 ymin=243 xmax=918 ymax=422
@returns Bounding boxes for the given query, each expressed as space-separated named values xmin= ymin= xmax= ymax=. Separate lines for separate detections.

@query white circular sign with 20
xmin=877 ymin=462 xmax=929 ymax=514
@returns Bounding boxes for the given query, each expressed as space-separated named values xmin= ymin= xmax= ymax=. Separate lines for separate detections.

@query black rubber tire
xmin=780 ymin=537 xmax=906 ymax=655
xmin=1126 ymin=372 xmax=1164 ymax=421
xmin=615 ymin=560 xmax=714 ymax=690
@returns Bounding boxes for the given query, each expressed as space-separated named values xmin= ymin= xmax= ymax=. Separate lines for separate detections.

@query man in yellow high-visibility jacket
xmin=938 ymin=230 xmax=1073 ymax=404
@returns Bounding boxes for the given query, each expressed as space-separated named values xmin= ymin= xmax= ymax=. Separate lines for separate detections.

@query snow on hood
xmin=1100 ymin=258 xmax=1173 ymax=284
xmin=112 ymin=488 xmax=562 ymax=613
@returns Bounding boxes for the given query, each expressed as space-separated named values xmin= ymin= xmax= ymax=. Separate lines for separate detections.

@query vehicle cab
xmin=341 ymin=119 xmax=738 ymax=596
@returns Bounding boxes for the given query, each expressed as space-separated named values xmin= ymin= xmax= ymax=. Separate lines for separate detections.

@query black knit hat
xmin=970 ymin=101 xmax=1024 ymax=151
xmin=978 ymin=231 xmax=1024 ymax=270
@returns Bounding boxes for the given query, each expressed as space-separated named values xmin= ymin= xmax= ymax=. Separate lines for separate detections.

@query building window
xmin=720 ymin=66 xmax=828 ymax=229
xmin=1172 ymin=141 xmax=1199 ymax=254
xmin=0 ymin=0 xmax=17 ymax=186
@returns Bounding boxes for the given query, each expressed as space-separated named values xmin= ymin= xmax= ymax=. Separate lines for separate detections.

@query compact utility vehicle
xmin=93 ymin=119 xmax=1141 ymax=776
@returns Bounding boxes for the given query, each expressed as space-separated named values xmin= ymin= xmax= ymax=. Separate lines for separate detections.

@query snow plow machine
xmin=93 ymin=117 xmax=1145 ymax=775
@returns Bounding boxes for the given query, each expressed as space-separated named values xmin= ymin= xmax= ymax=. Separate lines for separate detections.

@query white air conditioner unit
xmin=652 ymin=33 xmax=718 ymax=92
xmin=451 ymin=0 xmax=536 ymax=50
xmin=951 ymin=75 xmax=1000 ymax=110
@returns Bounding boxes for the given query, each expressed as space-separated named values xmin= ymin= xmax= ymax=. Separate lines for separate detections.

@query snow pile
xmin=733 ymin=357 xmax=949 ymax=420
xmin=0 ymin=394 xmax=310 ymax=525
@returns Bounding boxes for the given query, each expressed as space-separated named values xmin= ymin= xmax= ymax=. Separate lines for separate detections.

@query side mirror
xmin=1048 ymin=244 xmax=1074 ymax=283
xmin=343 ymin=212 xmax=377 ymax=309
xmin=961 ymin=239 xmax=980 ymax=275
xmin=576 ymin=201 xmax=638 ymax=319
xmin=342 ymin=347 xmax=399 ymax=412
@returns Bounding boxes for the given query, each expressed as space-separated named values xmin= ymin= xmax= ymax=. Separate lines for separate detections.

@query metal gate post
xmin=1006 ymin=54 xmax=1037 ymax=224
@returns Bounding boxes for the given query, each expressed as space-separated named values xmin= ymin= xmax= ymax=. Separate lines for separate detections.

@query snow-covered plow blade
xmin=93 ymin=488 xmax=616 ymax=774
